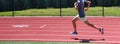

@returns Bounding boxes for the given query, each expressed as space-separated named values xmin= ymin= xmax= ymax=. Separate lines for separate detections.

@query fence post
xmin=102 ymin=0 xmax=104 ymax=17
xmin=12 ymin=0 xmax=15 ymax=17
xmin=60 ymin=0 xmax=62 ymax=16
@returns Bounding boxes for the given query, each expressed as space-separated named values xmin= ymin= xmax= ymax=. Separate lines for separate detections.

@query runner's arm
xmin=84 ymin=1 xmax=91 ymax=11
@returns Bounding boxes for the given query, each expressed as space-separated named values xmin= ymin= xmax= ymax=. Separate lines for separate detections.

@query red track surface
xmin=0 ymin=16 xmax=120 ymax=43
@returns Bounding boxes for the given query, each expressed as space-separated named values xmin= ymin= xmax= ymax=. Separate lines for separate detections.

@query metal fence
xmin=0 ymin=0 xmax=120 ymax=17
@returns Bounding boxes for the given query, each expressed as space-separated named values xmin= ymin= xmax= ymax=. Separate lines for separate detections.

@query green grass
xmin=0 ymin=7 xmax=120 ymax=16
xmin=104 ymin=7 xmax=120 ymax=16
xmin=0 ymin=41 xmax=95 ymax=44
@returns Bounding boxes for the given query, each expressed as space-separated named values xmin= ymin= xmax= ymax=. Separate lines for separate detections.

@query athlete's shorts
xmin=73 ymin=15 xmax=87 ymax=21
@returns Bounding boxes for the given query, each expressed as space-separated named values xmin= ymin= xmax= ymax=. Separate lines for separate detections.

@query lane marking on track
xmin=0 ymin=30 xmax=120 ymax=34
xmin=12 ymin=24 xmax=29 ymax=28
xmin=40 ymin=24 xmax=47 ymax=28
xmin=0 ymin=39 xmax=77 ymax=42
xmin=0 ymin=34 xmax=120 ymax=38
xmin=0 ymin=39 xmax=120 ymax=43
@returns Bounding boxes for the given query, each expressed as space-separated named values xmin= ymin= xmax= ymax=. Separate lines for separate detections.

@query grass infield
xmin=0 ymin=41 xmax=95 ymax=44
xmin=0 ymin=7 xmax=120 ymax=16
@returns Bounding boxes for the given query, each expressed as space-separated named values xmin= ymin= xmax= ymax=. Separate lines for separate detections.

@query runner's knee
xmin=72 ymin=18 xmax=78 ymax=23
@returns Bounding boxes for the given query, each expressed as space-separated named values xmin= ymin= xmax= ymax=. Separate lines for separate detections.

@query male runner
xmin=71 ymin=0 xmax=104 ymax=35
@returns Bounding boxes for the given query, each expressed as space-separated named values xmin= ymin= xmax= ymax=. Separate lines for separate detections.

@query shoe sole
xmin=70 ymin=32 xmax=78 ymax=36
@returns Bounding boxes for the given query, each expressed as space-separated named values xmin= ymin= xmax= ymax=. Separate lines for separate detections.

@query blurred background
xmin=0 ymin=0 xmax=120 ymax=16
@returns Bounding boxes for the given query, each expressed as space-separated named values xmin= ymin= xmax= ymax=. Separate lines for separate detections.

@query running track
xmin=0 ymin=16 xmax=120 ymax=44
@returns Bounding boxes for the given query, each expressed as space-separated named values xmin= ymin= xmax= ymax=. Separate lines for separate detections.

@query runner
xmin=71 ymin=0 xmax=104 ymax=35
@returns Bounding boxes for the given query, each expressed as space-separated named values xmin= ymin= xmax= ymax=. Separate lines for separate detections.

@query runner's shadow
xmin=71 ymin=38 xmax=105 ymax=43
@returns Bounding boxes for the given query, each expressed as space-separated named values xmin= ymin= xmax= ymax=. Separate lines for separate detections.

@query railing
xmin=0 ymin=0 xmax=120 ymax=17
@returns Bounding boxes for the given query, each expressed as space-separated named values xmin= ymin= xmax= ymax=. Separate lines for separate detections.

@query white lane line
xmin=0 ymin=30 xmax=120 ymax=34
xmin=0 ymin=39 xmax=120 ymax=43
xmin=0 ymin=39 xmax=77 ymax=42
xmin=0 ymin=34 xmax=120 ymax=38
xmin=40 ymin=24 xmax=47 ymax=28
xmin=90 ymin=41 xmax=120 ymax=44
xmin=12 ymin=24 xmax=29 ymax=28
